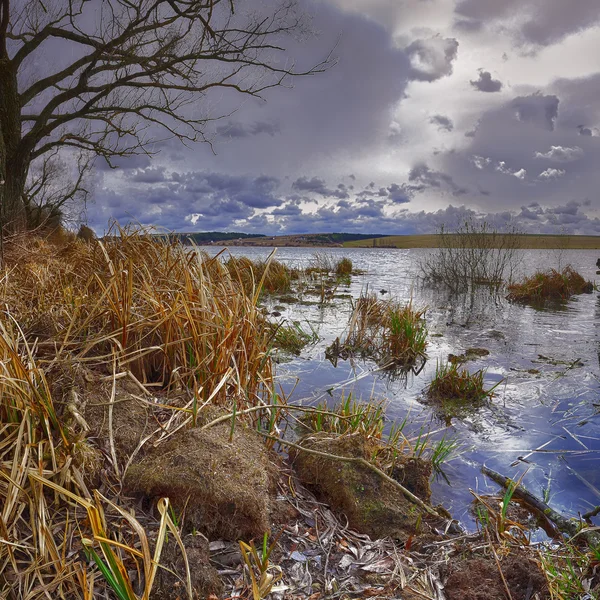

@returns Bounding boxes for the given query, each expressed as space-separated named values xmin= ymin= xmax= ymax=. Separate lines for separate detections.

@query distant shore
xmin=203 ymin=232 xmax=600 ymax=249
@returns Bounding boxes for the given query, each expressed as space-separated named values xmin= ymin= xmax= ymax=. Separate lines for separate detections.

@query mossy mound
xmin=124 ymin=421 xmax=275 ymax=541
xmin=290 ymin=432 xmax=433 ymax=540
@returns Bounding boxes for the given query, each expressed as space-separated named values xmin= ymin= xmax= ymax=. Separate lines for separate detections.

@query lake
xmin=202 ymin=246 xmax=600 ymax=532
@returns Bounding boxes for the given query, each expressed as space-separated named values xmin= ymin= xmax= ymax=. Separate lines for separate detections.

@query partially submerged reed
xmin=507 ymin=266 xmax=593 ymax=304
xmin=225 ymin=255 xmax=297 ymax=296
xmin=330 ymin=294 xmax=427 ymax=367
xmin=426 ymin=361 xmax=499 ymax=405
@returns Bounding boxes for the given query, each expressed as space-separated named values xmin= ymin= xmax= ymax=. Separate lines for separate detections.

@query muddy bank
xmin=71 ymin=368 xmax=565 ymax=600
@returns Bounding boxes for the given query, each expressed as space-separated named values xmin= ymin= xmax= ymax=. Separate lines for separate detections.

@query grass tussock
xmin=427 ymin=361 xmax=499 ymax=405
xmin=335 ymin=256 xmax=353 ymax=276
xmin=271 ymin=320 xmax=318 ymax=355
xmin=507 ymin=266 xmax=593 ymax=304
xmin=329 ymin=294 xmax=427 ymax=367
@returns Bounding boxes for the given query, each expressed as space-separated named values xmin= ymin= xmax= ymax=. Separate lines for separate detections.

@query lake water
xmin=202 ymin=246 xmax=600 ymax=531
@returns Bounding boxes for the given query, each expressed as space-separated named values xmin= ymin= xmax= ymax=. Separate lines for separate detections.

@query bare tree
xmin=0 ymin=0 xmax=332 ymax=232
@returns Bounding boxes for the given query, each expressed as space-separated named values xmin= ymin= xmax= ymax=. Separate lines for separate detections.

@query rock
xmin=449 ymin=348 xmax=490 ymax=364
xmin=124 ymin=419 xmax=276 ymax=540
xmin=151 ymin=535 xmax=223 ymax=600
xmin=290 ymin=432 xmax=433 ymax=540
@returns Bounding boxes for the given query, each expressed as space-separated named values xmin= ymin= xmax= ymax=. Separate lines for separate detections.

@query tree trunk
xmin=0 ymin=55 xmax=27 ymax=233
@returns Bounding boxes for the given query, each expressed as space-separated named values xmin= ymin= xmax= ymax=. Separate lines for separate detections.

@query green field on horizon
xmin=344 ymin=233 xmax=600 ymax=249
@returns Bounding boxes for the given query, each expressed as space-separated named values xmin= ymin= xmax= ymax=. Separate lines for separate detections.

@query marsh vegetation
xmin=1 ymin=228 xmax=599 ymax=600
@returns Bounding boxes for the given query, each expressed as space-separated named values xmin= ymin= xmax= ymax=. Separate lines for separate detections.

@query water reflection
xmin=202 ymin=246 xmax=600 ymax=531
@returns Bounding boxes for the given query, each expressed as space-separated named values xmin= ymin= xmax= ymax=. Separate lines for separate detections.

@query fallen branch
xmin=261 ymin=432 xmax=450 ymax=522
xmin=482 ymin=466 xmax=600 ymax=547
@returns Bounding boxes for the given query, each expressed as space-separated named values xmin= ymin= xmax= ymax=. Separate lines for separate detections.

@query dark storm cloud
xmin=214 ymin=120 xmax=281 ymax=138
xmin=97 ymin=154 xmax=152 ymax=172
xmin=470 ymin=70 xmax=503 ymax=93
xmin=429 ymin=72 xmax=600 ymax=218
xmin=429 ymin=114 xmax=454 ymax=131
xmin=511 ymin=94 xmax=559 ymax=131
xmin=550 ymin=74 xmax=600 ymax=136
xmin=453 ymin=19 xmax=483 ymax=33
xmin=193 ymin=1 xmax=411 ymax=176
xmin=405 ymin=36 xmax=459 ymax=82
xmin=408 ymin=164 xmax=468 ymax=196
xmin=291 ymin=176 xmax=350 ymax=199
xmin=386 ymin=183 xmax=412 ymax=204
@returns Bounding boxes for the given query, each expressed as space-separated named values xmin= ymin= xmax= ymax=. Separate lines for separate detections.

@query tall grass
xmin=0 ymin=226 xmax=282 ymax=598
xmin=2 ymin=224 xmax=275 ymax=410
xmin=0 ymin=321 xmax=185 ymax=599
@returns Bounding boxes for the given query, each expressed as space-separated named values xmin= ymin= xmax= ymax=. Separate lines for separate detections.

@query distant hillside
xmin=188 ymin=232 xmax=390 ymax=247
xmin=154 ymin=232 xmax=267 ymax=244
xmin=344 ymin=233 xmax=600 ymax=249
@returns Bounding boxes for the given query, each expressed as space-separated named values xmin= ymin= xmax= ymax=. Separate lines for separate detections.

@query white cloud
xmin=538 ymin=168 xmax=566 ymax=180
xmin=496 ymin=161 xmax=527 ymax=179
xmin=534 ymin=145 xmax=584 ymax=162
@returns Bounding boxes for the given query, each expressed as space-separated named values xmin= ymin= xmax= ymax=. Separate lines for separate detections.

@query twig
xmin=583 ymin=506 xmax=600 ymax=521
xmin=486 ymin=529 xmax=513 ymax=600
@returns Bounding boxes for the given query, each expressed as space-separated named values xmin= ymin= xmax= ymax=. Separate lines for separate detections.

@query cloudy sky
xmin=88 ymin=0 xmax=600 ymax=235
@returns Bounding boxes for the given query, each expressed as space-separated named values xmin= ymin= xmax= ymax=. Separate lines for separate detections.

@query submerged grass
xmin=271 ymin=320 xmax=318 ymax=355
xmin=507 ymin=266 xmax=593 ymax=304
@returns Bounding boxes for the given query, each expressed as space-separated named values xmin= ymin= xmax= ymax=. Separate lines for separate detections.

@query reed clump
xmin=2 ymin=225 xmax=275 ymax=408
xmin=271 ymin=320 xmax=318 ymax=355
xmin=335 ymin=256 xmax=353 ymax=276
xmin=426 ymin=362 xmax=499 ymax=416
xmin=225 ymin=255 xmax=297 ymax=295
xmin=330 ymin=294 xmax=427 ymax=367
xmin=507 ymin=266 xmax=593 ymax=304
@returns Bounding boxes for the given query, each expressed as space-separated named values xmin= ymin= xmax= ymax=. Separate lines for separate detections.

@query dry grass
xmin=507 ymin=266 xmax=593 ymax=304
xmin=2 ymin=225 xmax=275 ymax=409
xmin=0 ymin=225 xmax=280 ymax=599
xmin=224 ymin=254 xmax=297 ymax=296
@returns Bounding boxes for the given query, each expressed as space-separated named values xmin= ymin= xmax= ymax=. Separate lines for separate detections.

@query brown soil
xmin=290 ymin=432 xmax=435 ymax=541
xmin=124 ymin=418 xmax=276 ymax=541
xmin=444 ymin=553 xmax=549 ymax=600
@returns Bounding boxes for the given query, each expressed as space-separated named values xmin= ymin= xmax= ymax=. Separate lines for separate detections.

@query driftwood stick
xmin=583 ymin=506 xmax=600 ymax=521
xmin=482 ymin=466 xmax=600 ymax=546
